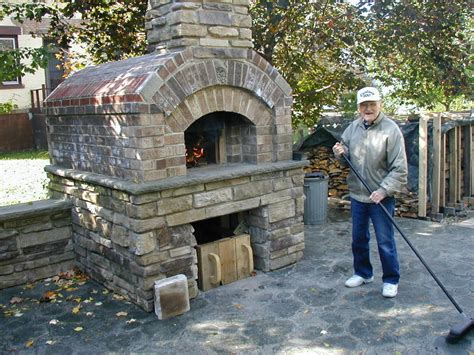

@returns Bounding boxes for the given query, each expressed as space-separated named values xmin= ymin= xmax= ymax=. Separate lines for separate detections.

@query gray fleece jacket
xmin=340 ymin=112 xmax=408 ymax=203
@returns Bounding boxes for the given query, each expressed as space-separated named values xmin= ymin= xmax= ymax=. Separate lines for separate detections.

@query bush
xmin=0 ymin=100 xmax=18 ymax=114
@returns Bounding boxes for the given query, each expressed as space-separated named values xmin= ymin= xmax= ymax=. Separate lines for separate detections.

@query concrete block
xmin=154 ymin=274 xmax=190 ymax=320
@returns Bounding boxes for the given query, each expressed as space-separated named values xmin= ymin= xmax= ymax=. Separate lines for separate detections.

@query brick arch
xmin=166 ymin=86 xmax=273 ymax=134
xmin=150 ymin=51 xmax=291 ymax=118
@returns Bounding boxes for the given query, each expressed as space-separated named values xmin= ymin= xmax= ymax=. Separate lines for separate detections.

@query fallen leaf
xmin=94 ymin=302 xmax=103 ymax=306
xmin=113 ymin=294 xmax=125 ymax=301
xmin=66 ymin=287 xmax=78 ymax=292
xmin=74 ymin=326 xmax=83 ymax=332
xmin=304 ymin=309 xmax=310 ymax=314
xmin=46 ymin=340 xmax=56 ymax=345
xmin=72 ymin=305 xmax=81 ymax=314
xmin=40 ymin=291 xmax=57 ymax=303
xmin=10 ymin=297 xmax=23 ymax=304
xmin=320 ymin=330 xmax=328 ymax=335
xmin=92 ymin=289 xmax=98 ymax=294
xmin=25 ymin=340 xmax=34 ymax=348
xmin=234 ymin=304 xmax=243 ymax=309
xmin=323 ymin=343 xmax=331 ymax=348
xmin=126 ymin=318 xmax=137 ymax=324
xmin=74 ymin=298 xmax=82 ymax=303
xmin=102 ymin=289 xmax=109 ymax=295
xmin=116 ymin=311 xmax=128 ymax=317
xmin=49 ymin=319 xmax=59 ymax=325
xmin=14 ymin=312 xmax=24 ymax=317
xmin=86 ymin=312 xmax=94 ymax=316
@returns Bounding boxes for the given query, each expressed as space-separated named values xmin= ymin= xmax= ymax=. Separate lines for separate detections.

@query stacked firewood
xmin=303 ymin=146 xmax=420 ymax=218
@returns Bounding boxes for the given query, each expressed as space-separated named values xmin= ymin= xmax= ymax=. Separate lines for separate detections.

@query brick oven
xmin=44 ymin=0 xmax=306 ymax=311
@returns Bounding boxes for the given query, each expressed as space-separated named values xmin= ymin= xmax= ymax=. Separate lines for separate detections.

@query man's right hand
xmin=332 ymin=142 xmax=345 ymax=158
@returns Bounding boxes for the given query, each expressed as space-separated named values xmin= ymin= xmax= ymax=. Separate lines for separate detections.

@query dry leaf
xmin=72 ymin=305 xmax=81 ymax=314
xmin=234 ymin=304 xmax=243 ymax=309
xmin=113 ymin=294 xmax=125 ymax=301
xmin=126 ymin=318 xmax=137 ymax=324
xmin=25 ymin=340 xmax=34 ymax=348
xmin=40 ymin=291 xmax=57 ymax=303
xmin=10 ymin=297 xmax=23 ymax=304
xmin=86 ymin=312 xmax=94 ymax=316
xmin=116 ymin=311 xmax=128 ymax=317
xmin=74 ymin=298 xmax=82 ymax=303
xmin=102 ymin=289 xmax=109 ymax=295
xmin=49 ymin=319 xmax=59 ymax=325
xmin=94 ymin=302 xmax=103 ymax=306
xmin=46 ymin=340 xmax=56 ymax=345
xmin=14 ymin=312 xmax=24 ymax=317
xmin=320 ymin=330 xmax=328 ymax=335
xmin=304 ymin=309 xmax=310 ymax=314
xmin=74 ymin=326 xmax=83 ymax=332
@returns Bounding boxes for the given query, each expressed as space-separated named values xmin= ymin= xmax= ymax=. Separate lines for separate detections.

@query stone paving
xmin=1 ymin=208 xmax=473 ymax=354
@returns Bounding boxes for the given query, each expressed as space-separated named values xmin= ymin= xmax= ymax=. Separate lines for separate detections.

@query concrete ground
xmin=1 ymin=208 xmax=473 ymax=354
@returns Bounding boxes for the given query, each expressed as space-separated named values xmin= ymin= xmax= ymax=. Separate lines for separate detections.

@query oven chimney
xmin=146 ymin=0 xmax=253 ymax=52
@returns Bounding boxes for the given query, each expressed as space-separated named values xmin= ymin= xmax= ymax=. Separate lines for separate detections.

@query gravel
xmin=0 ymin=159 xmax=50 ymax=207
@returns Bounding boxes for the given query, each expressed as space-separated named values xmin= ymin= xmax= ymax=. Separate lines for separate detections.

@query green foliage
xmin=1 ymin=0 xmax=471 ymax=127
xmin=0 ymin=47 xmax=50 ymax=83
xmin=364 ymin=0 xmax=472 ymax=111
xmin=0 ymin=150 xmax=49 ymax=160
xmin=0 ymin=100 xmax=18 ymax=114
xmin=250 ymin=0 xmax=367 ymax=127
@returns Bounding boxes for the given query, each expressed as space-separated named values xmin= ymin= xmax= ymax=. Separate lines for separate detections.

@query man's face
xmin=358 ymin=101 xmax=381 ymax=123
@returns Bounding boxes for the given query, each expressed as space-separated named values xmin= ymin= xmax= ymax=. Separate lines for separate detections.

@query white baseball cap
xmin=357 ymin=87 xmax=381 ymax=104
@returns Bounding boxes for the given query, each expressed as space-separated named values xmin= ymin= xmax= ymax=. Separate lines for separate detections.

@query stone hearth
xmin=44 ymin=0 xmax=306 ymax=311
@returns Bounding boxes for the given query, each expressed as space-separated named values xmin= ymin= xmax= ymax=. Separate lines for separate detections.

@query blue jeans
xmin=350 ymin=197 xmax=400 ymax=285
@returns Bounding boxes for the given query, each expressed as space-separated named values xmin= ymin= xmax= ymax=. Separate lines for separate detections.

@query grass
xmin=0 ymin=150 xmax=49 ymax=160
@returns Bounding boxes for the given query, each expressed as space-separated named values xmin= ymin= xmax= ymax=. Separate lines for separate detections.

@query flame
xmin=186 ymin=144 xmax=205 ymax=167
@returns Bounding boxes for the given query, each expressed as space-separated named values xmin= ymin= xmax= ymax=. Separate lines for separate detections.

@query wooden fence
xmin=418 ymin=112 xmax=474 ymax=219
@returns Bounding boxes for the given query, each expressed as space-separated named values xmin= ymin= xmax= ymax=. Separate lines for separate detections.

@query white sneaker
xmin=382 ymin=283 xmax=398 ymax=298
xmin=344 ymin=275 xmax=374 ymax=288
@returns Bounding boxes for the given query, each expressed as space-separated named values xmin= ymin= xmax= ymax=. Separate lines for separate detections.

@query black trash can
xmin=303 ymin=172 xmax=329 ymax=225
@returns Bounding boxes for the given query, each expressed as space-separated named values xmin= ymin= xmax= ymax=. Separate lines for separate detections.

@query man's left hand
xmin=370 ymin=188 xmax=387 ymax=204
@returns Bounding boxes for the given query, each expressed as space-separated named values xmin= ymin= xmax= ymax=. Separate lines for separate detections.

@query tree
xmin=0 ymin=3 xmax=51 ymax=82
xmin=0 ymin=1 xmax=148 ymax=77
xmin=250 ymin=0 xmax=368 ymax=127
xmin=363 ymin=0 xmax=472 ymax=111
xmin=2 ymin=0 xmax=471 ymax=123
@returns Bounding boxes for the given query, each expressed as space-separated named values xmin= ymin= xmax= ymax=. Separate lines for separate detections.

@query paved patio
xmin=1 ymin=208 xmax=473 ymax=354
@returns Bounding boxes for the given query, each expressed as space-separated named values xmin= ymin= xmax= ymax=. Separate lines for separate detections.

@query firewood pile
xmin=303 ymin=146 xmax=420 ymax=218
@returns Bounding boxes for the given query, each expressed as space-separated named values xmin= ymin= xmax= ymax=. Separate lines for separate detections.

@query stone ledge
xmin=0 ymin=199 xmax=72 ymax=223
xmin=45 ymin=160 xmax=309 ymax=195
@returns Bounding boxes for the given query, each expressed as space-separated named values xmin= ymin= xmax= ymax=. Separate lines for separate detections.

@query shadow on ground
xmin=1 ymin=208 xmax=473 ymax=353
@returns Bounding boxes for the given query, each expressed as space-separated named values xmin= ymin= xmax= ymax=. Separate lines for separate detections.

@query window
xmin=0 ymin=36 xmax=22 ymax=86
xmin=0 ymin=26 xmax=22 ymax=88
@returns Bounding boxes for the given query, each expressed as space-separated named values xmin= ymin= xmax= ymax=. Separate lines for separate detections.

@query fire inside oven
xmin=185 ymin=113 xmax=225 ymax=168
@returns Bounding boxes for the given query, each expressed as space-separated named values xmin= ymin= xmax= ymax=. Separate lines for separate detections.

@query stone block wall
xmin=146 ymin=0 xmax=253 ymax=52
xmin=46 ymin=161 xmax=306 ymax=311
xmin=0 ymin=199 xmax=74 ymax=289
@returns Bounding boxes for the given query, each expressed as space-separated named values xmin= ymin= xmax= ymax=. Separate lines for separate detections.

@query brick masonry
xmin=42 ymin=0 xmax=306 ymax=312
xmin=46 ymin=161 xmax=306 ymax=311
xmin=0 ymin=199 xmax=74 ymax=289
xmin=45 ymin=48 xmax=293 ymax=182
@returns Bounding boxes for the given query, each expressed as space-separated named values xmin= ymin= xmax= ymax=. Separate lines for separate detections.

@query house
xmin=0 ymin=0 xmax=63 ymax=111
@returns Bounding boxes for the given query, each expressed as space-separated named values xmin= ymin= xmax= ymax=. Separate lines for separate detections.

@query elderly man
xmin=332 ymin=87 xmax=408 ymax=298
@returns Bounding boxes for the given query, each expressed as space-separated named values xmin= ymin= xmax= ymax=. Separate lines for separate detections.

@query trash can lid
xmin=305 ymin=171 xmax=327 ymax=179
